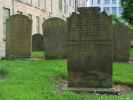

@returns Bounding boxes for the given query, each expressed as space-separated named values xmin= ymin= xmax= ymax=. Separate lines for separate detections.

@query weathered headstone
xmin=113 ymin=23 xmax=129 ymax=62
xmin=129 ymin=29 xmax=133 ymax=40
xmin=6 ymin=14 xmax=32 ymax=58
xmin=32 ymin=33 xmax=44 ymax=51
xmin=67 ymin=7 xmax=113 ymax=88
xmin=128 ymin=29 xmax=133 ymax=48
xmin=42 ymin=17 xmax=67 ymax=59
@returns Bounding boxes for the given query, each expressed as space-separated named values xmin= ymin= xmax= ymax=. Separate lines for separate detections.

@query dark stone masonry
xmin=113 ymin=23 xmax=129 ymax=62
xmin=43 ymin=17 xmax=67 ymax=59
xmin=32 ymin=33 xmax=44 ymax=51
xmin=6 ymin=14 xmax=32 ymax=58
xmin=67 ymin=7 xmax=113 ymax=88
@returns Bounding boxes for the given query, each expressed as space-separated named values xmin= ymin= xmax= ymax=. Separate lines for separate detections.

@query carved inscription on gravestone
xmin=67 ymin=7 xmax=113 ymax=88
xmin=43 ymin=17 xmax=67 ymax=59
xmin=6 ymin=14 xmax=32 ymax=58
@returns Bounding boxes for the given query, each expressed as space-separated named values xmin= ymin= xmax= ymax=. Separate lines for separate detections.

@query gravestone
xmin=32 ymin=33 xmax=44 ymax=51
xmin=128 ymin=29 xmax=133 ymax=48
xmin=67 ymin=7 xmax=113 ymax=88
xmin=6 ymin=14 xmax=32 ymax=58
xmin=113 ymin=23 xmax=129 ymax=62
xmin=42 ymin=17 xmax=67 ymax=59
xmin=129 ymin=29 xmax=133 ymax=40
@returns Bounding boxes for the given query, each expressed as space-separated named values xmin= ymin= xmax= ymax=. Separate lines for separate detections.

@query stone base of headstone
xmin=128 ymin=60 xmax=133 ymax=64
xmin=66 ymin=87 xmax=120 ymax=95
xmin=45 ymin=52 xmax=66 ymax=60
xmin=57 ymin=81 xmax=132 ymax=96
xmin=5 ymin=55 xmax=31 ymax=60
xmin=114 ymin=58 xmax=129 ymax=62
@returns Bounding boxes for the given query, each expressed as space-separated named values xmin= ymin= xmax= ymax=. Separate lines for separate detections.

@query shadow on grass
xmin=0 ymin=68 xmax=8 ymax=80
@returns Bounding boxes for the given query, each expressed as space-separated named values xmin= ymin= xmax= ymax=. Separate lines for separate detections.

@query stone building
xmin=0 ymin=0 xmax=87 ymax=58
xmin=77 ymin=0 xmax=87 ymax=7
xmin=88 ymin=0 xmax=123 ymax=16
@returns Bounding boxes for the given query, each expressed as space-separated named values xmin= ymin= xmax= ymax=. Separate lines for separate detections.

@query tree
xmin=112 ymin=14 xmax=123 ymax=24
xmin=121 ymin=0 xmax=133 ymax=25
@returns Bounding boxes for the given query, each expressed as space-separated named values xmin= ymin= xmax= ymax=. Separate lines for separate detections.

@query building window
xmin=73 ymin=0 xmax=75 ymax=8
xmin=36 ymin=16 xmax=40 ymax=33
xmin=112 ymin=7 xmax=117 ymax=14
xmin=64 ymin=0 xmax=67 ymax=13
xmin=19 ymin=0 xmax=32 ymax=5
xmin=38 ymin=0 xmax=40 ymax=8
xmin=59 ymin=0 xmax=63 ymax=11
xmin=3 ymin=8 xmax=10 ymax=40
xmin=30 ymin=0 xmax=32 ymax=4
xmin=91 ymin=0 xmax=94 ymax=5
xmin=118 ymin=0 xmax=121 ymax=5
xmin=104 ymin=0 xmax=110 ymax=5
xmin=112 ymin=0 xmax=117 ymax=5
xmin=69 ymin=0 xmax=71 ymax=6
xmin=119 ymin=7 xmax=123 ymax=14
xmin=35 ymin=0 xmax=39 ymax=8
xmin=51 ymin=0 xmax=53 ymax=13
xmin=97 ymin=0 xmax=100 ymax=4
xmin=44 ymin=0 xmax=46 ymax=9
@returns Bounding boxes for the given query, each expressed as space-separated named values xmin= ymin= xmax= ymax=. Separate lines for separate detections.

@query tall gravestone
xmin=113 ymin=23 xmax=129 ymax=62
xmin=6 ymin=14 xmax=32 ymax=58
xmin=32 ymin=33 xmax=44 ymax=51
xmin=42 ymin=17 xmax=67 ymax=59
xmin=67 ymin=7 xmax=113 ymax=88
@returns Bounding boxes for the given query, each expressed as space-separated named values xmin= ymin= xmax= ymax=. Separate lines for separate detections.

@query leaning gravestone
xmin=6 ymin=14 xmax=32 ymax=58
xmin=67 ymin=7 xmax=113 ymax=88
xmin=113 ymin=23 xmax=129 ymax=62
xmin=42 ymin=17 xmax=67 ymax=59
xmin=32 ymin=33 xmax=44 ymax=51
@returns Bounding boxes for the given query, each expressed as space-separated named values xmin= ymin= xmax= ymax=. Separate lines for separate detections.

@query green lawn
xmin=32 ymin=51 xmax=44 ymax=58
xmin=0 ymin=52 xmax=133 ymax=99
xmin=130 ymin=48 xmax=133 ymax=60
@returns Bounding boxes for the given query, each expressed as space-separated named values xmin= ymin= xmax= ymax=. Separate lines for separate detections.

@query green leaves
xmin=121 ymin=0 xmax=133 ymax=25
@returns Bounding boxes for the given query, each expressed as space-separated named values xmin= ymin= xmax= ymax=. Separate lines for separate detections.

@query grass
xmin=113 ymin=63 xmax=133 ymax=85
xmin=129 ymin=41 xmax=133 ymax=60
xmin=0 ymin=52 xmax=133 ymax=99
xmin=32 ymin=51 xmax=44 ymax=58
xmin=0 ymin=60 xmax=133 ymax=100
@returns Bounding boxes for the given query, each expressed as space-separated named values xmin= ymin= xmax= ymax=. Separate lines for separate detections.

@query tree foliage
xmin=112 ymin=14 xmax=123 ymax=24
xmin=121 ymin=0 xmax=133 ymax=25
